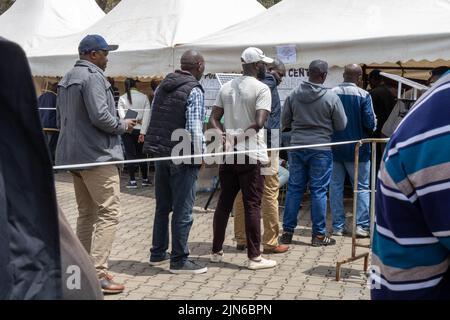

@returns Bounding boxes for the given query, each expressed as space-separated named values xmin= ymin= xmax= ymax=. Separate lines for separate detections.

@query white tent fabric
xmin=0 ymin=0 xmax=104 ymax=54
xmin=176 ymin=0 xmax=450 ymax=73
xmin=28 ymin=0 xmax=266 ymax=77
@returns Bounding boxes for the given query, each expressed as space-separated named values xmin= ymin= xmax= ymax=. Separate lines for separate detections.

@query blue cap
xmin=78 ymin=34 xmax=118 ymax=55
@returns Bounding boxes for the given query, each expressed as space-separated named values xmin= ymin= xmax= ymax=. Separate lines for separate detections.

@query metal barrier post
xmin=370 ymin=142 xmax=377 ymax=243
xmin=335 ymin=138 xmax=388 ymax=281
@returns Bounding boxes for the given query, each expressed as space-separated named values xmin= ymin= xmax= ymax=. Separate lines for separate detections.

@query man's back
xmin=370 ymin=85 xmax=396 ymax=137
xmin=56 ymin=60 xmax=125 ymax=166
xmin=282 ymin=81 xmax=347 ymax=149
xmin=372 ymin=74 xmax=450 ymax=300
xmin=38 ymin=91 xmax=57 ymax=129
xmin=144 ymin=70 xmax=202 ymax=158
xmin=216 ymin=76 xmax=271 ymax=162
xmin=332 ymin=83 xmax=376 ymax=162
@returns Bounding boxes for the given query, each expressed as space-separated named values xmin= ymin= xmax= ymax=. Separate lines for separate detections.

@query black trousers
xmin=212 ymin=157 xmax=265 ymax=259
xmin=122 ymin=129 xmax=148 ymax=181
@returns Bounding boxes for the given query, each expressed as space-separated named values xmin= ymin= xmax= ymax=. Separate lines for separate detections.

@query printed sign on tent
xmin=276 ymin=45 xmax=297 ymax=64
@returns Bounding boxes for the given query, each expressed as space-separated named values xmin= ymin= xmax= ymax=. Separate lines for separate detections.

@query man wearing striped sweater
xmin=371 ymin=71 xmax=450 ymax=299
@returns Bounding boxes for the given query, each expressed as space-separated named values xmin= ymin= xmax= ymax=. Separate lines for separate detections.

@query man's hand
xmin=126 ymin=119 xmax=137 ymax=133
xmin=224 ymin=134 xmax=235 ymax=153
xmin=138 ymin=134 xmax=145 ymax=143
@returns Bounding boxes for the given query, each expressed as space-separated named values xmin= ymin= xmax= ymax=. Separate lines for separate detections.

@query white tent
xmin=28 ymin=0 xmax=266 ymax=77
xmin=0 ymin=0 xmax=105 ymax=54
xmin=176 ymin=0 xmax=450 ymax=73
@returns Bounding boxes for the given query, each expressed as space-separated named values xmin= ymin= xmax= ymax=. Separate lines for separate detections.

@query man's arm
xmin=261 ymin=75 xmax=277 ymax=125
xmin=117 ymin=96 xmax=126 ymax=120
xmin=239 ymin=110 xmax=269 ymax=139
xmin=362 ymin=94 xmax=377 ymax=132
xmin=139 ymin=96 xmax=152 ymax=143
xmin=209 ymin=106 xmax=225 ymax=134
xmin=185 ymin=87 xmax=206 ymax=155
xmin=82 ymin=75 xmax=135 ymax=135
xmin=281 ymin=96 xmax=293 ymax=132
xmin=56 ymin=92 xmax=61 ymax=129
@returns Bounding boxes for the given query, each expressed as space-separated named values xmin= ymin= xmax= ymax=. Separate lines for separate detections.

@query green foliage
xmin=95 ymin=0 xmax=282 ymax=13
xmin=258 ymin=0 xmax=282 ymax=8
xmin=0 ymin=0 xmax=282 ymax=15
xmin=0 ymin=0 xmax=14 ymax=15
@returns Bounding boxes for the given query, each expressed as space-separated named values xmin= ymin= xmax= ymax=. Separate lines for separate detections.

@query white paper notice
xmin=276 ymin=45 xmax=297 ymax=64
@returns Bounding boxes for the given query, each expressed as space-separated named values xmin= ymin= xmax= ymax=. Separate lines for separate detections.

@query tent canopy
xmin=0 ymin=0 xmax=104 ymax=54
xmin=177 ymin=0 xmax=450 ymax=73
xmin=28 ymin=0 xmax=266 ymax=77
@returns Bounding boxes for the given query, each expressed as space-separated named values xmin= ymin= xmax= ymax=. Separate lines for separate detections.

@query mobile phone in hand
xmin=125 ymin=109 xmax=138 ymax=119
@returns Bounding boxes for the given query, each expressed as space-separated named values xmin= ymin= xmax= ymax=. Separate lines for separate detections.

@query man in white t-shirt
xmin=208 ymin=47 xmax=277 ymax=270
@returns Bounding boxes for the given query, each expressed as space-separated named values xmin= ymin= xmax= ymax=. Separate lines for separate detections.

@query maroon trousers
xmin=212 ymin=160 xmax=265 ymax=259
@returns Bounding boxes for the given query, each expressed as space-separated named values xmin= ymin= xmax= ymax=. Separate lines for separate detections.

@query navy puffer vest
xmin=143 ymin=70 xmax=203 ymax=157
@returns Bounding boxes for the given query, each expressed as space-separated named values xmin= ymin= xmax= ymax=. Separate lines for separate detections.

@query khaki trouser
xmin=71 ymin=165 xmax=121 ymax=275
xmin=234 ymin=151 xmax=280 ymax=250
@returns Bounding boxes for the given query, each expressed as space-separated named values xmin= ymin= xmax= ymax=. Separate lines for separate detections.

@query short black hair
xmin=309 ymin=60 xmax=328 ymax=75
xmin=368 ymin=69 xmax=382 ymax=80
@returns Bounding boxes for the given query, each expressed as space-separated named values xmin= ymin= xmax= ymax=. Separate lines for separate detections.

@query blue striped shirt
xmin=185 ymin=87 xmax=206 ymax=155
xmin=371 ymin=74 xmax=450 ymax=300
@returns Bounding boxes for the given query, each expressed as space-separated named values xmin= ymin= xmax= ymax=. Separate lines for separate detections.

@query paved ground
xmin=55 ymin=171 xmax=371 ymax=300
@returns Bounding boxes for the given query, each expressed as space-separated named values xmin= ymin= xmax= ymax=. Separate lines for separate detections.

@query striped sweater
xmin=371 ymin=74 xmax=450 ymax=300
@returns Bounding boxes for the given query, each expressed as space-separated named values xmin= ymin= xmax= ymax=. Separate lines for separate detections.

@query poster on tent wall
xmin=200 ymin=67 xmax=344 ymax=120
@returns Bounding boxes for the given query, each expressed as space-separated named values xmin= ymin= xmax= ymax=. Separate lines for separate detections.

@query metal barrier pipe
xmin=335 ymin=138 xmax=389 ymax=281
xmin=370 ymin=141 xmax=377 ymax=243
xmin=351 ymin=141 xmax=362 ymax=258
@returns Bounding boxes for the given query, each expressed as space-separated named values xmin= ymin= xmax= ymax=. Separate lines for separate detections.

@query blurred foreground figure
xmin=372 ymin=71 xmax=450 ymax=300
xmin=0 ymin=38 xmax=102 ymax=300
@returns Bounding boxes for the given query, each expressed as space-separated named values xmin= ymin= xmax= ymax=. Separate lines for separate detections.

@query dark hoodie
xmin=281 ymin=80 xmax=347 ymax=150
xmin=143 ymin=70 xmax=203 ymax=157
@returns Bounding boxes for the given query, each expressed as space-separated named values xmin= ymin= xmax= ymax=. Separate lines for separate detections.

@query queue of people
xmin=27 ymin=33 xmax=449 ymax=299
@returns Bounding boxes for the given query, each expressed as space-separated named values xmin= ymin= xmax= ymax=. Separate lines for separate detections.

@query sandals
xmin=311 ymin=235 xmax=336 ymax=247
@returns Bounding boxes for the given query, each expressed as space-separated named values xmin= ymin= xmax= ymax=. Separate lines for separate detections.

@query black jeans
xmin=212 ymin=158 xmax=265 ymax=259
xmin=122 ymin=129 xmax=148 ymax=181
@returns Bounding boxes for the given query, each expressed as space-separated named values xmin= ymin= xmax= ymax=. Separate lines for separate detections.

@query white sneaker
xmin=356 ymin=226 xmax=370 ymax=238
xmin=210 ymin=251 xmax=224 ymax=263
xmin=247 ymin=256 xmax=277 ymax=270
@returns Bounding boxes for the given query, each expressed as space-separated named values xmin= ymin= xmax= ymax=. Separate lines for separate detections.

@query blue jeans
xmin=150 ymin=161 xmax=199 ymax=268
xmin=329 ymin=161 xmax=370 ymax=231
xmin=283 ymin=149 xmax=333 ymax=237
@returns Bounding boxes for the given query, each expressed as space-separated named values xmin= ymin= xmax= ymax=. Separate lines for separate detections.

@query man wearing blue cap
xmin=56 ymin=34 xmax=136 ymax=294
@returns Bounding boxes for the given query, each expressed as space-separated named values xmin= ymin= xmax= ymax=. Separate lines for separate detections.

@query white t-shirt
xmin=214 ymin=76 xmax=272 ymax=163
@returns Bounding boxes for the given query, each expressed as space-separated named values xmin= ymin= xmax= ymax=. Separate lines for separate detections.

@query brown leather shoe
xmin=263 ymin=245 xmax=289 ymax=254
xmin=99 ymin=273 xmax=125 ymax=294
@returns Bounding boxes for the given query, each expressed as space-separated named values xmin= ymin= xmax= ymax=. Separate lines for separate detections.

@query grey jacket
xmin=56 ymin=60 xmax=126 ymax=166
xmin=282 ymin=80 xmax=347 ymax=150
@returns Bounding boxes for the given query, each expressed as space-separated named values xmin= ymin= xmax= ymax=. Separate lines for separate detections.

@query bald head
xmin=343 ymin=64 xmax=362 ymax=84
xmin=180 ymin=50 xmax=205 ymax=81
xmin=181 ymin=50 xmax=204 ymax=69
